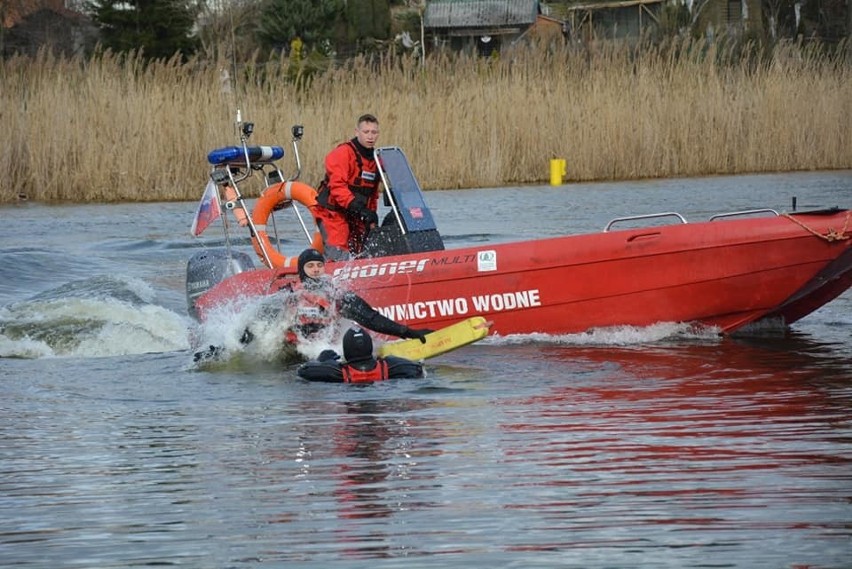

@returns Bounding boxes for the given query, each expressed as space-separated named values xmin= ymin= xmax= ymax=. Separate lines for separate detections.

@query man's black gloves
xmin=348 ymin=195 xmax=378 ymax=226
xmin=318 ymin=349 xmax=340 ymax=362
xmin=403 ymin=327 xmax=432 ymax=344
xmin=361 ymin=208 xmax=379 ymax=227
xmin=193 ymin=344 xmax=224 ymax=363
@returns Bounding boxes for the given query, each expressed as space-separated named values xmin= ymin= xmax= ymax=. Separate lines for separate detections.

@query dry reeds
xmin=1 ymin=38 xmax=850 ymax=203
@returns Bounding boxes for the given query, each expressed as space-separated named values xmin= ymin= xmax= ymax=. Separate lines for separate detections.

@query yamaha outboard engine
xmin=185 ymin=249 xmax=255 ymax=319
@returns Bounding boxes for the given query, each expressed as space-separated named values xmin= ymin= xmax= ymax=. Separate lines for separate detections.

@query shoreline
xmin=2 ymin=40 xmax=851 ymax=204
xmin=8 ymin=167 xmax=851 ymax=206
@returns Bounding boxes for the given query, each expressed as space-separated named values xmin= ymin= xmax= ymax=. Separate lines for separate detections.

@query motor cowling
xmin=185 ymin=248 xmax=255 ymax=319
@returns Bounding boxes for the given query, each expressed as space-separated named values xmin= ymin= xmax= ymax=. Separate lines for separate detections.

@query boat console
xmin=362 ymin=146 xmax=445 ymax=257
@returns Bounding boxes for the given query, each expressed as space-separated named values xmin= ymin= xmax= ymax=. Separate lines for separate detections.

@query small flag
xmin=190 ymin=180 xmax=222 ymax=236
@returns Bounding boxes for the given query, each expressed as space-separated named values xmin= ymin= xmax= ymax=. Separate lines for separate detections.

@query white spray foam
xmin=0 ymin=297 xmax=191 ymax=358
xmin=193 ymin=291 xmax=351 ymax=363
xmin=486 ymin=321 xmax=721 ymax=347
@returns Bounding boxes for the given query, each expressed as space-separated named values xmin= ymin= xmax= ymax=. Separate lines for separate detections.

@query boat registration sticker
xmin=477 ymin=250 xmax=497 ymax=272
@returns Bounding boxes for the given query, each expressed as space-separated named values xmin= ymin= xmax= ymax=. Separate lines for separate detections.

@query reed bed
xmin=1 ymin=38 xmax=850 ymax=203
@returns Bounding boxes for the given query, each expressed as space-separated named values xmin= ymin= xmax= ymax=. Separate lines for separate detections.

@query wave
xmin=0 ymin=248 xmax=104 ymax=304
xmin=0 ymin=275 xmax=191 ymax=359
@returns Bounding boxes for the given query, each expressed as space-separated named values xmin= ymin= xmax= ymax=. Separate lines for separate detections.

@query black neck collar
xmin=350 ymin=138 xmax=374 ymax=160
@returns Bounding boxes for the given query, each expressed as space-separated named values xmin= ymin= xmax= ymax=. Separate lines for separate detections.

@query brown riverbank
xmin=1 ymin=38 xmax=850 ymax=204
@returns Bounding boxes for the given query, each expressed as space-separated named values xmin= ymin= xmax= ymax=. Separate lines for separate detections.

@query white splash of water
xmin=485 ymin=321 xmax=721 ymax=346
xmin=0 ymin=297 xmax=191 ymax=358
xmin=193 ymin=291 xmax=349 ymax=364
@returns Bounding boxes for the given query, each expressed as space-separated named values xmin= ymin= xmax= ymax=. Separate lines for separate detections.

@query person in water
xmin=314 ymin=114 xmax=382 ymax=260
xmin=275 ymin=248 xmax=430 ymax=346
xmin=193 ymin=248 xmax=429 ymax=363
xmin=297 ymin=326 xmax=424 ymax=383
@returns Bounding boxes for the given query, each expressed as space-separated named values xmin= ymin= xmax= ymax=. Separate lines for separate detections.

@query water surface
xmin=1 ymin=170 xmax=850 ymax=568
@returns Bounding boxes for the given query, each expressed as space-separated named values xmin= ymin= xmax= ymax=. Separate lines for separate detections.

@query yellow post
xmin=549 ymin=158 xmax=567 ymax=186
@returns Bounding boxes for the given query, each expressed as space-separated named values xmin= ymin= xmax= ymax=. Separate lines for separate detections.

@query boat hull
xmin=195 ymin=209 xmax=851 ymax=336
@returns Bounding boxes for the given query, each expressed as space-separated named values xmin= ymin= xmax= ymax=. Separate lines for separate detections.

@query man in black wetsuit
xmin=280 ymin=248 xmax=430 ymax=344
xmin=297 ymin=326 xmax=425 ymax=383
xmin=194 ymin=249 xmax=428 ymax=363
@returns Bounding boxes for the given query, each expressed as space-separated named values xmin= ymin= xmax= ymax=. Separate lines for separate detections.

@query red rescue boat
xmin=186 ymin=123 xmax=851 ymax=338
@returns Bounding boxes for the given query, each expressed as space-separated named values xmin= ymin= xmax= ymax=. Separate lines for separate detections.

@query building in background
xmin=423 ymin=0 xmax=563 ymax=56
xmin=553 ymin=0 xmax=763 ymax=42
xmin=2 ymin=0 xmax=96 ymax=57
xmin=421 ymin=0 xmax=769 ymax=53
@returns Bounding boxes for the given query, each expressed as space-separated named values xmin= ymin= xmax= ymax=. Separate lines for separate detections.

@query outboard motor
xmin=185 ymin=249 xmax=255 ymax=319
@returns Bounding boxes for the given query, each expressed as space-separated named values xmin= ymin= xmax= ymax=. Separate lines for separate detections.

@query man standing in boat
xmin=314 ymin=114 xmax=382 ymax=260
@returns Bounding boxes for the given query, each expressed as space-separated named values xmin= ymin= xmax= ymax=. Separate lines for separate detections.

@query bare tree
xmin=763 ymin=0 xmax=785 ymax=39
xmin=197 ymin=0 xmax=265 ymax=61
xmin=684 ymin=0 xmax=716 ymax=30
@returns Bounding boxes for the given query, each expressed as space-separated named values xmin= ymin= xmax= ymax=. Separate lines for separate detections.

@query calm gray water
xmin=1 ymin=170 xmax=851 ymax=568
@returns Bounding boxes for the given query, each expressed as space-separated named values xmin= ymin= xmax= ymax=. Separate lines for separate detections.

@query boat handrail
xmin=604 ymin=212 xmax=687 ymax=232
xmin=375 ymin=147 xmax=407 ymax=235
xmin=708 ymin=208 xmax=779 ymax=221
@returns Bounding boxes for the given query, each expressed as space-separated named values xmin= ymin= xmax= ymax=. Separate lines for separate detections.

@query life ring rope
xmin=251 ymin=181 xmax=324 ymax=269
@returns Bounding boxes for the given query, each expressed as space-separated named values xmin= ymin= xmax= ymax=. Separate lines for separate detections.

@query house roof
xmin=565 ymin=0 xmax=665 ymax=12
xmin=2 ymin=0 xmax=83 ymax=28
xmin=424 ymin=0 xmax=540 ymax=29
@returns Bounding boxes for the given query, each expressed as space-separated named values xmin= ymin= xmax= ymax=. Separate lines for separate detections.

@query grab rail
xmin=604 ymin=212 xmax=687 ymax=232
xmin=708 ymin=208 xmax=778 ymax=221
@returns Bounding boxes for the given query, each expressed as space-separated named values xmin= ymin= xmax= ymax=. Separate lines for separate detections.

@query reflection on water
xmin=2 ymin=333 xmax=850 ymax=567
xmin=491 ymin=340 xmax=852 ymax=563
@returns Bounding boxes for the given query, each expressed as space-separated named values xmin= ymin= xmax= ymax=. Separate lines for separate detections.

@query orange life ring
xmin=251 ymin=181 xmax=324 ymax=269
